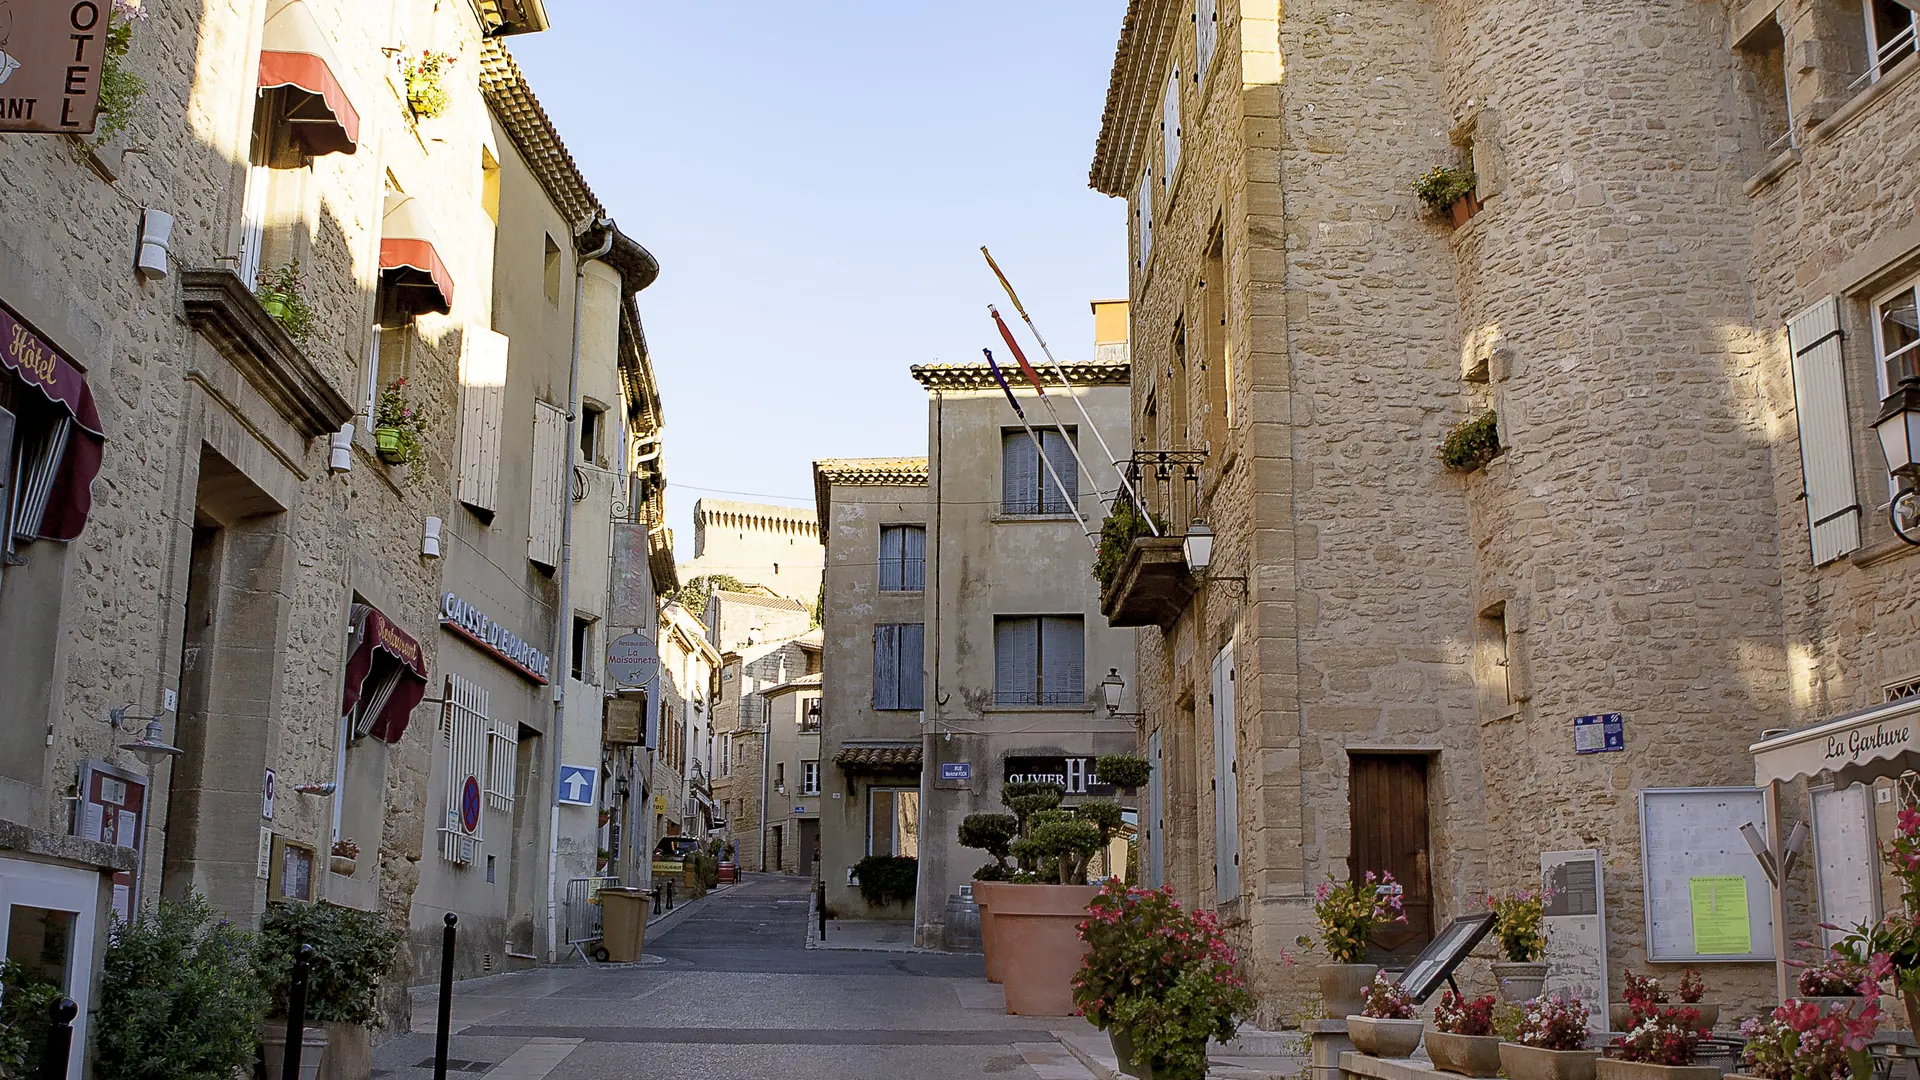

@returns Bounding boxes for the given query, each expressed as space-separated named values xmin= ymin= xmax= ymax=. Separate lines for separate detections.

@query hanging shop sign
xmin=440 ymin=592 xmax=551 ymax=683
xmin=1005 ymin=755 xmax=1114 ymax=797
xmin=607 ymin=632 xmax=659 ymax=689
xmin=0 ymin=2 xmax=111 ymax=134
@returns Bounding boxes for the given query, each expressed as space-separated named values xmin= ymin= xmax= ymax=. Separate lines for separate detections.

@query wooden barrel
xmin=943 ymin=890 xmax=982 ymax=952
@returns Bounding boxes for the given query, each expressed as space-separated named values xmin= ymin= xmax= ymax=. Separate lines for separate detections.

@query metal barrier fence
xmin=563 ymin=875 xmax=621 ymax=958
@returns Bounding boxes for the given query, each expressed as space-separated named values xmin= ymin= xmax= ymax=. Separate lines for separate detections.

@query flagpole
xmin=983 ymin=349 xmax=1097 ymax=549
xmin=981 ymin=247 xmax=1154 ymax=533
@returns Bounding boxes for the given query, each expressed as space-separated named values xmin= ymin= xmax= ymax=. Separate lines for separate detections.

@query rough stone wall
xmin=681 ymin=499 xmax=824 ymax=605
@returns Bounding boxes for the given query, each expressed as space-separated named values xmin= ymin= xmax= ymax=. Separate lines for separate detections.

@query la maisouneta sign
xmin=0 ymin=1 xmax=109 ymax=134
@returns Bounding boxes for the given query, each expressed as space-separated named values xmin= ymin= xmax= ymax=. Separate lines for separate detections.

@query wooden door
xmin=1349 ymin=754 xmax=1433 ymax=960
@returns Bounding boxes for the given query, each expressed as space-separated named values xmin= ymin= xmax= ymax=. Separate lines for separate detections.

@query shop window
xmin=868 ymin=787 xmax=919 ymax=857
xmin=994 ymin=616 xmax=1085 ymax=706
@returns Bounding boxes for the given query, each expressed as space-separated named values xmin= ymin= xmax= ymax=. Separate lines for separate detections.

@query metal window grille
xmin=1887 ymin=678 xmax=1920 ymax=703
xmin=441 ymin=674 xmax=488 ymax=864
xmin=1899 ymin=772 xmax=1920 ymax=814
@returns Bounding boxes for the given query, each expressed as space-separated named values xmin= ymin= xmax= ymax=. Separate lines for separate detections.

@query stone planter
xmin=1347 ymin=1015 xmax=1425 ymax=1058
xmin=1608 ymin=1002 xmax=1718 ymax=1032
xmin=1317 ymin=963 xmax=1380 ymax=1019
xmin=1608 ymin=1003 xmax=1636 ymax=1032
xmin=1110 ymin=1028 xmax=1206 ymax=1080
xmin=1798 ymin=995 xmax=1868 ymax=1017
xmin=993 ymin=883 xmax=1100 ymax=1016
xmin=322 ymin=1022 xmax=372 ymax=1080
xmin=260 ymin=1021 xmax=328 ymax=1080
xmin=328 ymin=854 xmax=357 ymax=876
xmin=1491 ymin=961 xmax=1550 ymax=1004
xmin=1426 ymin=1029 xmax=1504 ymax=1077
xmin=1684 ymin=1003 xmax=1719 ymax=1030
xmin=1593 ymin=1058 xmax=1719 ymax=1080
xmin=1499 ymin=1043 xmax=1600 ymax=1080
xmin=971 ymin=879 xmax=1006 ymax=984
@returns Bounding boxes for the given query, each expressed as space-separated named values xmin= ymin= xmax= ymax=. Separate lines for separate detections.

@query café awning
xmin=379 ymin=194 xmax=455 ymax=317
xmin=257 ymin=0 xmax=361 ymax=156
xmin=342 ymin=604 xmax=429 ymax=743
xmin=1750 ymin=696 xmax=1920 ymax=789
xmin=0 ymin=304 xmax=105 ymax=544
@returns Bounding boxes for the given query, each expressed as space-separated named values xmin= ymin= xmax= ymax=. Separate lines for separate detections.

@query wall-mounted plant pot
xmin=260 ymin=294 xmax=294 ymax=322
xmin=1592 ymin=1058 xmax=1718 ymax=1080
xmin=1449 ymin=193 xmax=1483 ymax=228
xmin=373 ymin=427 xmax=406 ymax=464
xmin=328 ymin=855 xmax=357 ymax=876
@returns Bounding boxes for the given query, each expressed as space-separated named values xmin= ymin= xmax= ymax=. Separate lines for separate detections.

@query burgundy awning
xmin=342 ymin=604 xmax=429 ymax=743
xmin=379 ymin=194 xmax=455 ymax=317
xmin=0 ymin=302 xmax=105 ymax=543
xmin=257 ymin=0 xmax=361 ymax=155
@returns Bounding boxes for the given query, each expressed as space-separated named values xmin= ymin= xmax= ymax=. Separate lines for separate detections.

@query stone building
xmin=710 ymin=623 xmax=821 ymax=872
xmin=761 ymin=672 xmax=825 ymax=876
xmin=678 ymin=498 xmax=824 ymax=606
xmin=648 ymin=602 xmax=719 ymax=858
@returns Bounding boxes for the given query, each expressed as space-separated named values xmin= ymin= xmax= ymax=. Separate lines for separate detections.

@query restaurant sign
xmin=1005 ymin=755 xmax=1115 ymax=797
xmin=439 ymin=592 xmax=551 ymax=683
xmin=0 ymin=2 xmax=112 ymax=134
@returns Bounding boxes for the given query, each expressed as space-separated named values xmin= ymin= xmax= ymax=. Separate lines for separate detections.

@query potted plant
xmin=1673 ymin=969 xmax=1717 ymax=1030
xmin=1072 ymin=879 xmax=1254 ymax=1080
xmin=1610 ymin=972 xmax=1668 ymax=1034
xmin=1734 ymin=995 xmax=1880 ymax=1080
xmin=995 ymin=799 xmax=1109 ymax=1016
xmin=1489 ymin=887 xmax=1551 ymax=1003
xmin=329 ymin=838 xmax=359 ymax=876
xmin=1292 ymin=871 xmax=1406 ymax=1018
xmin=958 ymin=812 xmax=1018 ymax=983
xmin=373 ymin=377 xmax=427 ymax=466
xmin=1598 ymin=1000 xmax=1713 ymax=1080
xmin=254 ymin=260 xmax=316 ymax=344
xmin=1093 ymin=501 xmax=1163 ymax=596
xmin=1094 ymin=753 xmax=1153 ymax=796
xmin=1428 ymin=990 xmax=1503 ymax=1077
xmin=1442 ymin=411 xmax=1501 ymax=473
xmin=1501 ymin=996 xmax=1600 ymax=1080
xmin=401 ymin=50 xmax=454 ymax=119
xmin=93 ymin=894 xmax=267 ymax=1080
xmin=1349 ymin=972 xmax=1424 ymax=1058
xmin=0 ymin=959 xmax=63 ymax=1078
xmin=1414 ymin=165 xmax=1480 ymax=227
xmin=1792 ymin=949 xmax=1871 ymax=1017
xmin=256 ymin=901 xmax=403 ymax=1080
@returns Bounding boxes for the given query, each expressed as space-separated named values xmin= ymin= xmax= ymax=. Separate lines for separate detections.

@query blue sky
xmin=509 ymin=1 xmax=1128 ymax=558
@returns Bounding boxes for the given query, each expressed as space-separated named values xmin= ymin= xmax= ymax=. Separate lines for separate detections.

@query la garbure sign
xmin=0 ymin=1 xmax=111 ymax=134
xmin=1825 ymin=721 xmax=1913 ymax=765
xmin=440 ymin=592 xmax=551 ymax=684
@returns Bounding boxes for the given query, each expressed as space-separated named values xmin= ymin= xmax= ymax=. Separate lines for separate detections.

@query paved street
xmin=373 ymin=876 xmax=1097 ymax=1080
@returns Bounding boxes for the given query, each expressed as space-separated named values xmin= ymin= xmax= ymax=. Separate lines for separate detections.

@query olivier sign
xmin=0 ymin=1 xmax=112 ymax=133
xmin=1825 ymin=721 xmax=1913 ymax=765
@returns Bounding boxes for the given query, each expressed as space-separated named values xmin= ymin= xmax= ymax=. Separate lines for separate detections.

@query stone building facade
xmin=710 ymin=624 xmax=820 ymax=873
xmin=679 ymin=498 xmax=824 ymax=606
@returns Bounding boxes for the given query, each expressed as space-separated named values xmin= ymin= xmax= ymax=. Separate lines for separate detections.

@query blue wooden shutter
xmin=878 ymin=526 xmax=904 ymax=591
xmin=1040 ymin=617 xmax=1084 ymax=705
xmin=1041 ymin=430 xmax=1078 ymax=514
xmin=873 ymin=624 xmax=899 ymax=709
xmin=899 ymin=623 xmax=925 ymax=710
xmin=995 ymin=617 xmax=1038 ymax=705
xmin=903 ymin=526 xmax=926 ymax=591
xmin=1003 ymin=433 xmax=1039 ymax=514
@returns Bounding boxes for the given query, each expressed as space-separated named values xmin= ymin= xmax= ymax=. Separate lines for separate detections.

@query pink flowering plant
xmin=1360 ymin=972 xmax=1418 ymax=1020
xmin=1072 ymin=879 xmax=1254 ymax=1080
xmin=1432 ymin=990 xmax=1498 ymax=1036
xmin=1826 ymin=808 xmax=1920 ymax=1000
xmin=1612 ymin=1003 xmax=1709 ymax=1066
xmin=1513 ymin=996 xmax=1590 ymax=1051
xmin=1487 ymin=887 xmax=1551 ymax=963
xmin=1738 ymin=989 xmax=1880 ymax=1080
xmin=1293 ymin=871 xmax=1406 ymax=964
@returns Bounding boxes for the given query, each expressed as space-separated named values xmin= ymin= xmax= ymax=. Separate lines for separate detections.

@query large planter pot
xmin=1499 ymin=1043 xmax=1600 ymax=1080
xmin=1110 ymin=1028 xmax=1207 ymax=1080
xmin=993 ymin=883 xmax=1100 ymax=1016
xmin=1317 ymin=963 xmax=1380 ymax=1019
xmin=322 ymin=1023 xmax=372 ymax=1080
xmin=1491 ymin=961 xmax=1550 ymax=1004
xmin=971 ymin=880 xmax=1006 ymax=984
xmin=1426 ymin=1029 xmax=1504 ymax=1077
xmin=1348 ymin=1015 xmax=1425 ymax=1058
xmin=1593 ymin=1058 xmax=1719 ymax=1080
xmin=260 ymin=1021 xmax=328 ymax=1080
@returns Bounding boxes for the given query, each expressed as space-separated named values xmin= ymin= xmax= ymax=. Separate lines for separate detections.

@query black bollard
xmin=817 ymin=880 xmax=826 ymax=940
xmin=282 ymin=945 xmax=313 ymax=1080
xmin=434 ymin=912 xmax=457 ymax=1080
xmin=37 ymin=997 xmax=76 ymax=1080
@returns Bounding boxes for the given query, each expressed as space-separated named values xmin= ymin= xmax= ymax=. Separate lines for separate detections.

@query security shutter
xmin=529 ymin=400 xmax=567 ymax=566
xmin=457 ymin=328 xmax=510 ymax=513
xmin=1162 ymin=69 xmax=1182 ymax=189
xmin=1787 ymin=297 xmax=1862 ymax=565
xmin=994 ymin=616 xmax=1039 ymax=705
xmin=1002 ymin=433 xmax=1040 ymax=514
xmin=1039 ymin=616 xmax=1084 ymax=705
xmin=1212 ymin=640 xmax=1241 ymax=903
xmin=1196 ymin=0 xmax=1218 ymax=87
xmin=1041 ymin=430 xmax=1078 ymax=514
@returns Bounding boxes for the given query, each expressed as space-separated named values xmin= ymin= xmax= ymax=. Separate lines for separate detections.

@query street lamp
xmin=1874 ymin=376 xmax=1920 ymax=545
xmin=105 ymin=707 xmax=182 ymax=768
xmin=1183 ymin=520 xmax=1215 ymax=573
xmin=1101 ymin=668 xmax=1125 ymax=717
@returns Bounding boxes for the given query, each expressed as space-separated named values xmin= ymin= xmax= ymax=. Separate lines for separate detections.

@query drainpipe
xmin=545 ymin=215 xmax=615 ymax=962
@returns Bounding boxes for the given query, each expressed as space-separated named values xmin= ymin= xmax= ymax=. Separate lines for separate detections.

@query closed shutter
xmin=485 ymin=712 xmax=518 ymax=811
xmin=457 ymin=328 xmax=510 ymax=513
xmin=1196 ymin=0 xmax=1218 ymax=87
xmin=1002 ymin=433 xmax=1040 ymax=514
xmin=442 ymin=674 xmax=488 ymax=864
xmin=529 ymin=400 xmax=567 ymax=566
xmin=1212 ymin=641 xmax=1240 ymax=903
xmin=899 ymin=623 xmax=925 ymax=710
xmin=1039 ymin=616 xmax=1083 ymax=704
xmin=0 ymin=408 xmax=13 ymax=560
xmin=1162 ymin=69 xmax=1182 ymax=187
xmin=1787 ymin=297 xmax=1862 ymax=565
xmin=878 ymin=526 xmax=904 ymax=591
xmin=1041 ymin=430 xmax=1078 ymax=513
xmin=902 ymin=525 xmax=926 ymax=590
xmin=1137 ymin=167 xmax=1153 ymax=268
xmin=1147 ymin=730 xmax=1165 ymax=888
xmin=873 ymin=624 xmax=900 ymax=709
xmin=994 ymin=617 xmax=1039 ymax=705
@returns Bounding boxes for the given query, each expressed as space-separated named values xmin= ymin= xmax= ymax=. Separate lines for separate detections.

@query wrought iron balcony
xmin=1100 ymin=450 xmax=1207 ymax=630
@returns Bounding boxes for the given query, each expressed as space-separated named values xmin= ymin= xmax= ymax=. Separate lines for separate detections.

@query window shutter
xmin=873 ymin=624 xmax=900 ymax=709
xmin=457 ymin=328 xmax=509 ymax=513
xmin=903 ymin=526 xmax=926 ymax=591
xmin=1162 ymin=69 xmax=1182 ymax=186
xmin=1137 ymin=168 xmax=1153 ymax=268
xmin=442 ymin=674 xmax=488 ymax=863
xmin=1787 ymin=297 xmax=1862 ymax=565
xmin=1212 ymin=641 xmax=1240 ymax=901
xmin=529 ymin=400 xmax=567 ymax=566
xmin=1041 ymin=430 xmax=1078 ymax=514
xmin=899 ymin=623 xmax=925 ymax=710
xmin=878 ymin=526 xmax=904 ymax=591
xmin=1002 ymin=433 xmax=1040 ymax=514
xmin=995 ymin=617 xmax=1039 ymax=705
xmin=1040 ymin=617 xmax=1084 ymax=704
xmin=1196 ymin=0 xmax=1218 ymax=87
xmin=1147 ymin=730 xmax=1165 ymax=888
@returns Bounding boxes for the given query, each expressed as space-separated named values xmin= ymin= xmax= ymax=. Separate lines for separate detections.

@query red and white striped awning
xmin=257 ymin=0 xmax=361 ymax=156
xmin=379 ymin=193 xmax=455 ymax=316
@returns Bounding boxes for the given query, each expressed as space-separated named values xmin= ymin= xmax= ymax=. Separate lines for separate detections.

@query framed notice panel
xmin=1809 ymin=783 xmax=1879 ymax=947
xmin=1639 ymin=787 xmax=1774 ymax=962
xmin=1542 ymin=849 xmax=1608 ymax=1027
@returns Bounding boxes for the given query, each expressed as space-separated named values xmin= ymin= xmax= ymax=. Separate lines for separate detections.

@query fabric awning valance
xmin=379 ymin=194 xmax=455 ymax=317
xmin=342 ymin=604 xmax=429 ymax=743
xmin=1751 ymin=696 xmax=1920 ymax=788
xmin=1 ymin=302 xmax=105 ymax=544
xmin=257 ymin=0 xmax=361 ymax=156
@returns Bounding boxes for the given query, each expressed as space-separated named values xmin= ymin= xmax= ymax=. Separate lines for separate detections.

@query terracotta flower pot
xmin=1448 ymin=193 xmax=1482 ymax=228
xmin=1317 ymin=963 xmax=1380 ymax=1018
xmin=1426 ymin=1029 xmax=1503 ymax=1077
xmin=1593 ymin=1059 xmax=1718 ymax=1080
xmin=1348 ymin=1015 xmax=1425 ymax=1057
xmin=972 ymin=880 xmax=1006 ymax=984
xmin=992 ymin=882 xmax=1100 ymax=1016
xmin=1491 ymin=960 xmax=1550 ymax=1004
xmin=260 ymin=1021 xmax=328 ymax=1080
xmin=1499 ymin=1043 xmax=1600 ymax=1080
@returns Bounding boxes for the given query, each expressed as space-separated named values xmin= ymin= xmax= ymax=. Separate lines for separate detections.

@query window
xmin=570 ymin=616 xmax=593 ymax=682
xmin=1476 ymin=602 xmax=1513 ymax=718
xmin=1136 ymin=167 xmax=1153 ymax=270
xmin=1196 ymin=0 xmax=1219 ymax=89
xmin=1161 ymin=68 xmax=1182 ymax=191
xmin=579 ymin=401 xmax=605 ymax=465
xmin=800 ymin=697 xmax=822 ymax=733
xmin=868 ymin=788 xmax=920 ymax=857
xmin=878 ymin=525 xmax=926 ymax=591
xmin=1875 ymin=278 xmax=1920 ymax=398
xmin=1002 ymin=429 xmax=1078 ymax=515
xmin=993 ymin=616 xmax=1085 ymax=706
xmin=775 ymin=762 xmax=786 ymax=792
xmin=480 ymin=147 xmax=501 ymax=224
xmin=1865 ymin=0 xmax=1918 ymax=85
xmin=543 ymin=233 xmax=562 ymax=304
xmin=872 ymin=623 xmax=925 ymax=710
xmin=801 ymin=761 xmax=820 ymax=796
xmin=1202 ymin=229 xmax=1231 ymax=446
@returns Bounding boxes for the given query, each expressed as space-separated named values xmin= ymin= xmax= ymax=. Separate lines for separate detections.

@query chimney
xmin=1091 ymin=299 xmax=1130 ymax=364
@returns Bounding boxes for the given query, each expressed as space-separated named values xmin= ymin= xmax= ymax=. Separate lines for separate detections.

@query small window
xmin=543 ymin=233 xmax=562 ymax=304
xmin=1866 ymin=0 xmax=1919 ymax=84
xmin=867 ymin=787 xmax=920 ymax=857
xmin=800 ymin=697 xmax=822 ymax=733
xmin=579 ymin=402 xmax=605 ymax=464
xmin=1874 ymin=277 xmax=1920 ymax=398
xmin=872 ymin=624 xmax=925 ymax=710
xmin=801 ymin=761 xmax=820 ymax=796
xmin=993 ymin=616 xmax=1085 ymax=706
xmin=1476 ymin=602 xmax=1513 ymax=718
xmin=775 ymin=762 xmax=786 ymax=791
xmin=570 ymin=616 xmax=593 ymax=682
xmin=878 ymin=525 xmax=927 ymax=591
xmin=1002 ymin=430 xmax=1078 ymax=515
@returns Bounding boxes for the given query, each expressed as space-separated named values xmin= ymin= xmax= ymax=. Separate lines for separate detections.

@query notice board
xmin=1639 ymin=787 xmax=1774 ymax=962
xmin=1809 ymin=783 xmax=1879 ymax=947
xmin=1541 ymin=849 xmax=1608 ymax=1027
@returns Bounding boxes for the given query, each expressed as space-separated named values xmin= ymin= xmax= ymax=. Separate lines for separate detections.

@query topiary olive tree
xmin=959 ymin=813 xmax=1018 ymax=881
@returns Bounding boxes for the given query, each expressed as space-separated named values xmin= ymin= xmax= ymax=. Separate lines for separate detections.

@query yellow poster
xmin=1690 ymin=876 xmax=1750 ymax=955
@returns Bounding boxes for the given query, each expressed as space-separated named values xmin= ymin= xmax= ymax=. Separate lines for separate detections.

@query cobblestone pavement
xmin=373 ymin=875 xmax=1096 ymax=1080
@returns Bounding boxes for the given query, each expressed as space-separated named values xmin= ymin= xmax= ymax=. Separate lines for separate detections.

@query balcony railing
xmin=1102 ymin=450 xmax=1207 ymax=629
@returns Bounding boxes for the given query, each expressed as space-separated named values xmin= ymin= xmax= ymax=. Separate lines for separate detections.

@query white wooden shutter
xmin=1040 ymin=617 xmax=1083 ymax=705
xmin=1137 ymin=167 xmax=1153 ymax=268
xmin=1196 ymin=0 xmax=1218 ymax=88
xmin=1787 ymin=297 xmax=1862 ymax=565
xmin=995 ymin=617 xmax=1038 ymax=704
xmin=1212 ymin=640 xmax=1240 ymax=902
xmin=899 ymin=623 xmax=925 ymax=710
xmin=457 ymin=328 xmax=509 ymax=513
xmin=485 ymin=713 xmax=518 ymax=811
xmin=442 ymin=674 xmax=488 ymax=864
xmin=529 ymin=400 xmax=566 ymax=566
xmin=903 ymin=525 xmax=926 ymax=591
xmin=1162 ymin=69 xmax=1182 ymax=187
xmin=1041 ymin=430 xmax=1078 ymax=514
xmin=1002 ymin=433 xmax=1040 ymax=514
xmin=878 ymin=526 xmax=904 ymax=591
xmin=873 ymin=624 xmax=900 ymax=709
xmin=1147 ymin=730 xmax=1165 ymax=888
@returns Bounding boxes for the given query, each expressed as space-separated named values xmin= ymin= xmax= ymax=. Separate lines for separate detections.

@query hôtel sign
xmin=0 ymin=2 xmax=112 ymax=134
xmin=440 ymin=592 xmax=551 ymax=684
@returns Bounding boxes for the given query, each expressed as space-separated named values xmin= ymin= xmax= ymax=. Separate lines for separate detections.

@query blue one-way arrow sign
xmin=557 ymin=765 xmax=596 ymax=806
